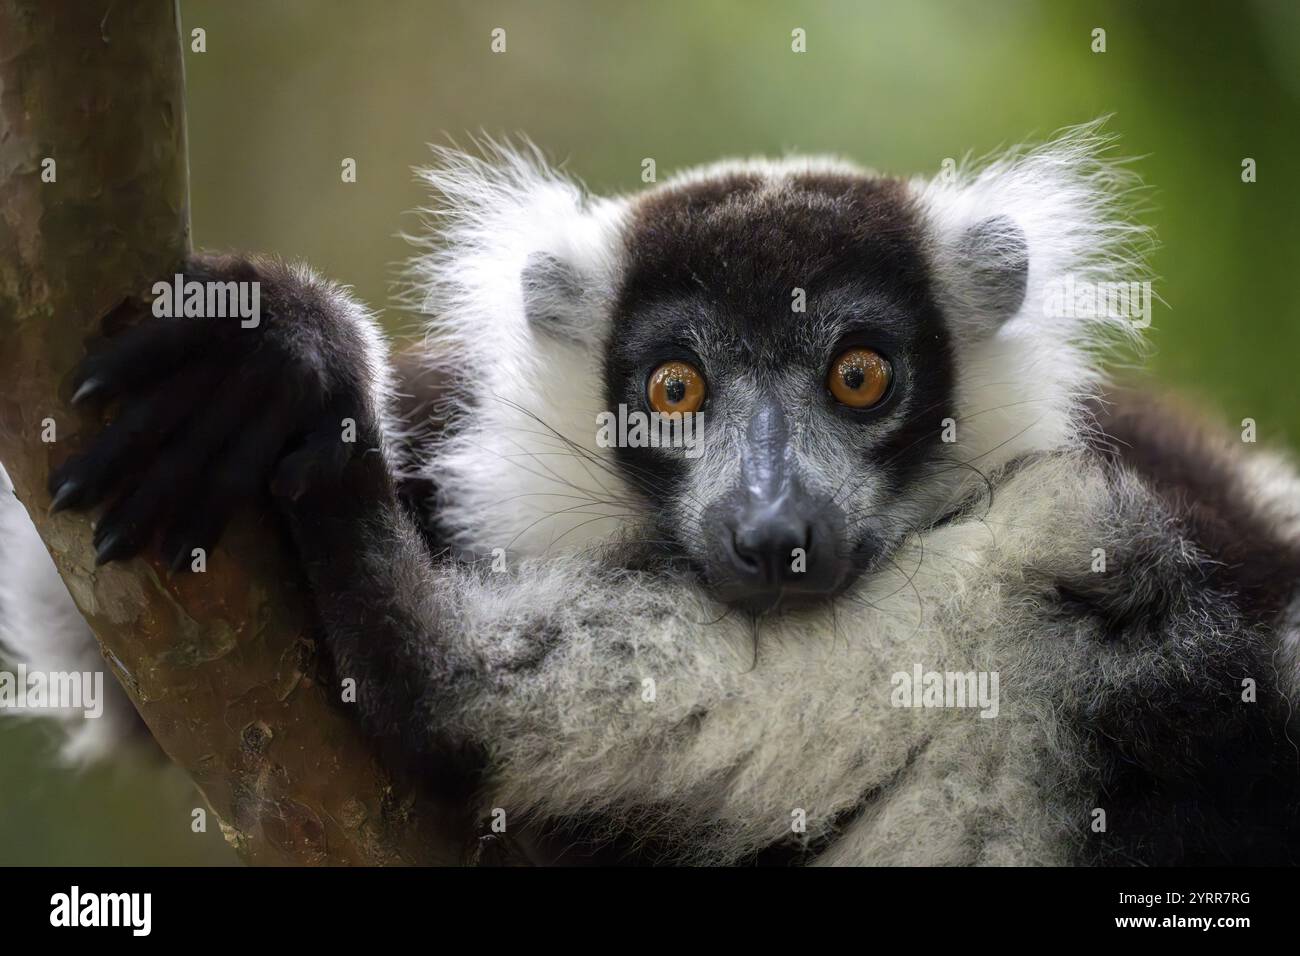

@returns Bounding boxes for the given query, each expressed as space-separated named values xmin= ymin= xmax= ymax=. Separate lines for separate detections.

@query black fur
xmin=1090 ymin=392 xmax=1300 ymax=621
xmin=1069 ymin=393 xmax=1300 ymax=864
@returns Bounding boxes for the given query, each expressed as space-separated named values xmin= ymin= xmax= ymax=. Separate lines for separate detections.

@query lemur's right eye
xmin=647 ymin=360 xmax=706 ymax=415
xmin=827 ymin=347 xmax=891 ymax=408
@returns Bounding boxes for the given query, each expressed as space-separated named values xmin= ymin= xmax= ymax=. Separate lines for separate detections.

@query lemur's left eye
xmin=827 ymin=347 xmax=891 ymax=408
xmin=647 ymin=360 xmax=706 ymax=415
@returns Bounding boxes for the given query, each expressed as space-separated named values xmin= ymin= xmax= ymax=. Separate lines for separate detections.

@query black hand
xmin=50 ymin=254 xmax=371 ymax=570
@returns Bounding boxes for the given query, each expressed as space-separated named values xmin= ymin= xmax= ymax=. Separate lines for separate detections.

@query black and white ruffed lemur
xmin=3 ymin=121 xmax=1299 ymax=865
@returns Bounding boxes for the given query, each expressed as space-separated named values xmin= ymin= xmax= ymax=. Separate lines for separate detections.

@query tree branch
xmin=0 ymin=0 xmax=464 ymax=864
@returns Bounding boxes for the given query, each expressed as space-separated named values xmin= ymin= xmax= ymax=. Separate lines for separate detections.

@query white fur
xmin=403 ymin=139 xmax=636 ymax=555
xmin=912 ymin=120 xmax=1154 ymax=483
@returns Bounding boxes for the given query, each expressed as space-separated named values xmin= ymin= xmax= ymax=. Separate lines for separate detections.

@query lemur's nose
xmin=706 ymin=398 xmax=851 ymax=611
xmin=729 ymin=499 xmax=814 ymax=586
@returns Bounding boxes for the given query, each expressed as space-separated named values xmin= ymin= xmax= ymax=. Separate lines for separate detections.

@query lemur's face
xmin=603 ymin=173 xmax=960 ymax=612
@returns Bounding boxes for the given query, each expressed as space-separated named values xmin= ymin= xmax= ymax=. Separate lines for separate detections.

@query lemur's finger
xmin=161 ymin=388 xmax=308 ymax=572
xmin=91 ymin=362 xmax=280 ymax=565
xmin=71 ymin=317 xmax=240 ymax=406
xmin=49 ymin=361 xmax=228 ymax=513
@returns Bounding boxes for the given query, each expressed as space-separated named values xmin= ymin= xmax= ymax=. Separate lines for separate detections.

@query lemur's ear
xmin=913 ymin=121 xmax=1152 ymax=347
xmin=410 ymin=138 xmax=626 ymax=356
xmin=943 ymin=214 xmax=1029 ymax=338
xmin=521 ymin=252 xmax=594 ymax=344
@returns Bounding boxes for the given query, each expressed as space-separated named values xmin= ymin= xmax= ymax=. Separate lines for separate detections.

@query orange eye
xmin=647 ymin=360 xmax=706 ymax=415
xmin=827 ymin=347 xmax=891 ymax=408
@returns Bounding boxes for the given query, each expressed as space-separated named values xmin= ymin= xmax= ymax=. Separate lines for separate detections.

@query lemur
xmin=3 ymin=122 xmax=1300 ymax=865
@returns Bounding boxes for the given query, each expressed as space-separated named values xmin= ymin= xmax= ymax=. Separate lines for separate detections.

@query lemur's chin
xmin=706 ymin=562 xmax=866 ymax=616
xmin=726 ymin=589 xmax=841 ymax=617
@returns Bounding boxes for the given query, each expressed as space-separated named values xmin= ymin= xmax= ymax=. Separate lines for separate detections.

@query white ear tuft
xmin=400 ymin=139 xmax=637 ymax=556
xmin=400 ymin=137 xmax=628 ymax=359
xmin=912 ymin=119 xmax=1157 ymax=472
xmin=914 ymin=118 xmax=1155 ymax=347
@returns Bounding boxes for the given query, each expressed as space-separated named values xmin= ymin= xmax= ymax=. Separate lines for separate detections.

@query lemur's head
xmin=413 ymin=123 xmax=1145 ymax=612
xmin=596 ymin=172 xmax=1020 ymax=611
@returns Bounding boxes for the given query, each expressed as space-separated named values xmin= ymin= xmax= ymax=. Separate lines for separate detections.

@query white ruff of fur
xmin=438 ymin=454 xmax=1127 ymax=865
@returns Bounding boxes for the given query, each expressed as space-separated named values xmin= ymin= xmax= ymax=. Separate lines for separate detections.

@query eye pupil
xmin=665 ymin=379 xmax=686 ymax=403
xmin=841 ymin=367 xmax=865 ymax=391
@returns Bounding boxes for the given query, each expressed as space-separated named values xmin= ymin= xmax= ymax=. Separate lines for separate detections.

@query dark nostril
xmin=730 ymin=518 xmax=814 ymax=584
xmin=731 ymin=530 xmax=761 ymax=571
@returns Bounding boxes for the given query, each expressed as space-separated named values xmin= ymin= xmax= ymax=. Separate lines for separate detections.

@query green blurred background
xmin=2 ymin=0 xmax=1296 ymax=864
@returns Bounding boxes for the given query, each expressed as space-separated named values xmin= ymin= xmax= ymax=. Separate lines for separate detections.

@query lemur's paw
xmin=49 ymin=252 xmax=383 ymax=571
